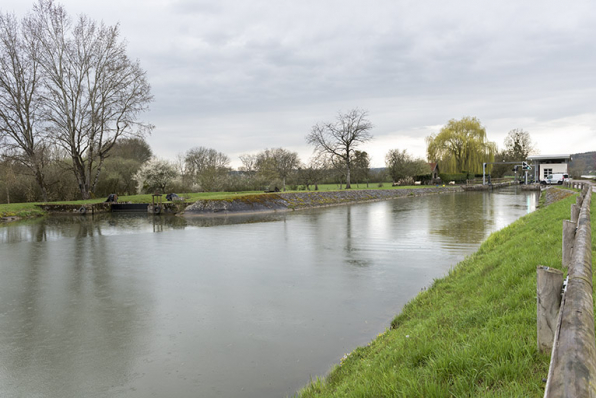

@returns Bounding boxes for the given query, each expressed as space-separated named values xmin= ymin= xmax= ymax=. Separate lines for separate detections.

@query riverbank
xmin=297 ymin=191 xmax=593 ymax=397
xmin=0 ymin=186 xmax=458 ymax=222
xmin=541 ymin=186 xmax=577 ymax=207
xmin=182 ymin=186 xmax=460 ymax=216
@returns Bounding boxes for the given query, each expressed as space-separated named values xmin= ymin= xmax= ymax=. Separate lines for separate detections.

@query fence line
xmin=541 ymin=183 xmax=594 ymax=397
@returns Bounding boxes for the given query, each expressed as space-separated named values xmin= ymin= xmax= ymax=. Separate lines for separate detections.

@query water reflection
xmin=0 ymin=188 xmax=537 ymax=246
xmin=427 ymin=187 xmax=537 ymax=247
xmin=0 ymin=188 xmax=539 ymax=398
xmin=0 ymin=233 xmax=153 ymax=397
xmin=0 ymin=213 xmax=290 ymax=244
xmin=427 ymin=192 xmax=496 ymax=246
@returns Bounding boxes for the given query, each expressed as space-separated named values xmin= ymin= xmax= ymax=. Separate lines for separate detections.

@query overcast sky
xmin=3 ymin=0 xmax=596 ymax=168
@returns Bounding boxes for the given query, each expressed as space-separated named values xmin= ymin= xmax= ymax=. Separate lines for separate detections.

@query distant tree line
xmin=1 ymin=105 xmax=547 ymax=204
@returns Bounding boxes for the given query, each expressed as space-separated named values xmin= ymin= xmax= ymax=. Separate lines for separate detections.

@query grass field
xmin=0 ymin=184 xmax=434 ymax=218
xmin=296 ymin=192 xmax=593 ymax=397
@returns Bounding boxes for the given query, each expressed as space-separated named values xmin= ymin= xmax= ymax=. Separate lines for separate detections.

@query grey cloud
xmin=4 ymin=0 xmax=593 ymax=163
xmin=169 ymin=0 xmax=223 ymax=15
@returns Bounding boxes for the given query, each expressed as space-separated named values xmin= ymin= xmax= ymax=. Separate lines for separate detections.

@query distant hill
xmin=569 ymin=151 xmax=596 ymax=177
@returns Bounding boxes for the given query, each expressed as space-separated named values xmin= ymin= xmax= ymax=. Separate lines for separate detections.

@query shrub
xmin=414 ymin=174 xmax=433 ymax=183
xmin=439 ymin=173 xmax=468 ymax=183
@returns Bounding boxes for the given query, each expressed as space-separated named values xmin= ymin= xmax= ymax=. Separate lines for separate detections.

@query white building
xmin=527 ymin=154 xmax=572 ymax=182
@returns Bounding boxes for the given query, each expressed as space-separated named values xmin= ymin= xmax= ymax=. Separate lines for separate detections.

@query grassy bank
xmin=0 ymin=184 xmax=433 ymax=219
xmin=298 ymin=192 xmax=594 ymax=397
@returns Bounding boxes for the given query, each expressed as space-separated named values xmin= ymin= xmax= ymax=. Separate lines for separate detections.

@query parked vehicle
xmin=563 ymin=173 xmax=570 ymax=183
xmin=540 ymin=173 xmax=569 ymax=185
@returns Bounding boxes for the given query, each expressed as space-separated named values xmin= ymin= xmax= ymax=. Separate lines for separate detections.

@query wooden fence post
xmin=562 ymin=220 xmax=576 ymax=268
xmin=571 ymin=204 xmax=580 ymax=223
xmin=537 ymin=266 xmax=564 ymax=354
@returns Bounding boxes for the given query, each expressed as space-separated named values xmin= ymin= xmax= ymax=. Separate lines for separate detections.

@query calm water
xmin=0 ymin=188 xmax=538 ymax=397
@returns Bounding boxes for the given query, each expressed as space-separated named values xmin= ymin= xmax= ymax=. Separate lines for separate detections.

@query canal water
xmin=0 ymin=187 xmax=538 ymax=397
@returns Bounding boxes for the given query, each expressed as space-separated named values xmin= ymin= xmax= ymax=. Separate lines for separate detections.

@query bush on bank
xmin=297 ymin=193 xmax=593 ymax=397
xmin=439 ymin=172 xmax=469 ymax=183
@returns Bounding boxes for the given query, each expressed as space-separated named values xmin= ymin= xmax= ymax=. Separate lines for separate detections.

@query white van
xmin=540 ymin=173 xmax=569 ymax=185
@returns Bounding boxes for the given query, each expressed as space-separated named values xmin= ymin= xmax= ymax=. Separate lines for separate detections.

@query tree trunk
xmin=345 ymin=164 xmax=351 ymax=189
xmin=34 ymin=166 xmax=48 ymax=202
xmin=73 ymin=157 xmax=91 ymax=200
xmin=91 ymin=156 xmax=106 ymax=196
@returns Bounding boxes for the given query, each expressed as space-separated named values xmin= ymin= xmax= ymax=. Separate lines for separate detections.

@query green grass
xmin=0 ymin=191 xmax=262 ymax=218
xmin=0 ymin=202 xmax=47 ymax=218
xmin=297 ymin=192 xmax=594 ymax=397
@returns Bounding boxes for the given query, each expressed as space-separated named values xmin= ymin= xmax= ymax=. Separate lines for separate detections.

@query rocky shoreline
xmin=182 ymin=187 xmax=461 ymax=216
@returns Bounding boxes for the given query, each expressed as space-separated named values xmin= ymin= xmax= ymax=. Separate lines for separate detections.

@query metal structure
xmin=111 ymin=203 xmax=149 ymax=213
xmin=482 ymin=161 xmax=531 ymax=185
xmin=151 ymin=193 xmax=163 ymax=214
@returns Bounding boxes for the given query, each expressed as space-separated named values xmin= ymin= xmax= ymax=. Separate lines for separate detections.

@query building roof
xmin=527 ymin=154 xmax=572 ymax=161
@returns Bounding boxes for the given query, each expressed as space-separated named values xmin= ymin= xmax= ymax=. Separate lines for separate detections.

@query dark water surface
xmin=0 ymin=188 xmax=538 ymax=397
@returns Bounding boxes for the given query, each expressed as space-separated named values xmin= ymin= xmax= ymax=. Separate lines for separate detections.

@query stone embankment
xmin=461 ymin=181 xmax=514 ymax=191
xmin=182 ymin=187 xmax=460 ymax=216
xmin=542 ymin=187 xmax=576 ymax=207
xmin=36 ymin=203 xmax=112 ymax=214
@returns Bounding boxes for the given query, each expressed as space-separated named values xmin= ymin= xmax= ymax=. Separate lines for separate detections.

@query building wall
xmin=538 ymin=163 xmax=568 ymax=180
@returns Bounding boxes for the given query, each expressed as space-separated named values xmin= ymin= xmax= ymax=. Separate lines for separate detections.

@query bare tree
xmin=31 ymin=0 xmax=153 ymax=199
xmin=297 ymin=155 xmax=328 ymax=191
xmin=255 ymin=148 xmax=299 ymax=191
xmin=306 ymin=108 xmax=373 ymax=189
xmin=239 ymin=153 xmax=257 ymax=173
xmin=0 ymin=158 xmax=18 ymax=203
xmin=0 ymin=11 xmax=49 ymax=201
xmin=184 ymin=147 xmax=230 ymax=192
xmin=504 ymin=129 xmax=535 ymax=160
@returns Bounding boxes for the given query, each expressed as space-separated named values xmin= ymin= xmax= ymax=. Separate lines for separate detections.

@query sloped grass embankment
xmin=298 ymin=193 xmax=595 ymax=397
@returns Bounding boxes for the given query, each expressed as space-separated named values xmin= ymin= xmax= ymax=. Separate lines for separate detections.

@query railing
xmin=562 ymin=180 xmax=591 ymax=190
xmin=465 ymin=177 xmax=515 ymax=185
xmin=537 ymin=183 xmax=594 ymax=397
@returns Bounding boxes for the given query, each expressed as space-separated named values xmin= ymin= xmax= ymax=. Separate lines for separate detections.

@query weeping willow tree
xmin=426 ymin=117 xmax=497 ymax=174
